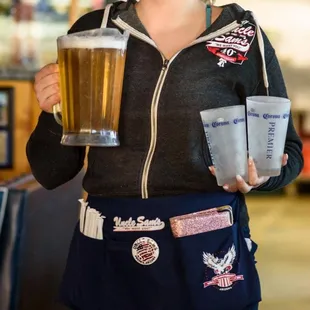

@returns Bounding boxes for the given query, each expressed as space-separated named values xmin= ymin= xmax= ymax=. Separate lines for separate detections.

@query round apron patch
xmin=132 ymin=237 xmax=159 ymax=265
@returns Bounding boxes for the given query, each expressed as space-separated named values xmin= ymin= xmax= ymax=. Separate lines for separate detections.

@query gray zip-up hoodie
xmin=26 ymin=2 xmax=303 ymax=225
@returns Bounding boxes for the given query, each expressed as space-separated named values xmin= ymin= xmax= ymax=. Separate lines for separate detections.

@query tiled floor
xmin=246 ymin=195 xmax=310 ymax=310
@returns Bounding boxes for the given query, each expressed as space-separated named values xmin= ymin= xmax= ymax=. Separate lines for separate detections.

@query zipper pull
xmin=162 ymin=59 xmax=169 ymax=70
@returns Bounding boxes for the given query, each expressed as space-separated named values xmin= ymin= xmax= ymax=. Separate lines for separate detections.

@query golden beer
xmin=56 ymin=29 xmax=129 ymax=146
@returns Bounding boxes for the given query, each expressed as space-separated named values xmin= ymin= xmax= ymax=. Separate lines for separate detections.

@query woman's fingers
xmin=223 ymin=183 xmax=238 ymax=192
xmin=282 ymin=153 xmax=288 ymax=166
xmin=235 ymin=175 xmax=252 ymax=193
xmin=223 ymin=175 xmax=252 ymax=193
xmin=209 ymin=166 xmax=252 ymax=193
xmin=208 ymin=153 xmax=283 ymax=192
xmin=248 ymin=157 xmax=259 ymax=186
xmin=34 ymin=63 xmax=61 ymax=112
xmin=208 ymin=166 xmax=216 ymax=176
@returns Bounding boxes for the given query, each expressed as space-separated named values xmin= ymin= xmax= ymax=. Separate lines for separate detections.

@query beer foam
xmin=59 ymin=36 xmax=126 ymax=50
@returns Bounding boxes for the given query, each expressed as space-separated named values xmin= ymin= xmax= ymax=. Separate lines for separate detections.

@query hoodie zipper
xmin=140 ymin=58 xmax=169 ymax=198
xmin=112 ymin=17 xmax=243 ymax=199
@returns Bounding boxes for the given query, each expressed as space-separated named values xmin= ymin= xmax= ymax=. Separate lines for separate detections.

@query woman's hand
xmin=34 ymin=63 xmax=60 ymax=113
xmin=208 ymin=154 xmax=288 ymax=194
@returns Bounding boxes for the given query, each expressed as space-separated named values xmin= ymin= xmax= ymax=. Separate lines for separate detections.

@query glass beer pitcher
xmin=53 ymin=28 xmax=129 ymax=146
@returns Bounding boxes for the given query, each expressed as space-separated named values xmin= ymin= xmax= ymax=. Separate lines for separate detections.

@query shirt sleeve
xmin=26 ymin=112 xmax=86 ymax=189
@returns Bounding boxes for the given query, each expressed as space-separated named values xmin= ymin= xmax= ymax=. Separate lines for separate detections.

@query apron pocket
xmin=60 ymin=225 xmax=106 ymax=310
xmin=104 ymin=236 xmax=189 ymax=310
xmin=175 ymin=223 xmax=261 ymax=310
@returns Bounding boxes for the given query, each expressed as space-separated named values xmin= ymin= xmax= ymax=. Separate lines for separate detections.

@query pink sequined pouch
xmin=169 ymin=205 xmax=233 ymax=238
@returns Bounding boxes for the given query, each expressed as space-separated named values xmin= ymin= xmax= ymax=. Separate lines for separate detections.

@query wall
xmin=0 ymin=80 xmax=40 ymax=181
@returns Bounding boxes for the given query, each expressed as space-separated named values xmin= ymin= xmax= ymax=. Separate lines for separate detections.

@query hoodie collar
xmin=113 ymin=2 xmax=149 ymax=36
xmin=112 ymin=2 xmax=254 ymax=39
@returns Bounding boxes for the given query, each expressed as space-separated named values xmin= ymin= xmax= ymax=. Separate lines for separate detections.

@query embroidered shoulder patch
xmin=206 ymin=22 xmax=256 ymax=68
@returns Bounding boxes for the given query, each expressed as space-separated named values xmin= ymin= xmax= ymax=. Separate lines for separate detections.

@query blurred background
xmin=0 ymin=0 xmax=309 ymax=310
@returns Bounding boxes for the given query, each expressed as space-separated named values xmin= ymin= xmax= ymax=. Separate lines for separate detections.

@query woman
xmin=27 ymin=0 xmax=304 ymax=309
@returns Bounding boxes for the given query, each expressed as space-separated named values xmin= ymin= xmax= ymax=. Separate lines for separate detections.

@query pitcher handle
xmin=53 ymin=103 xmax=62 ymax=126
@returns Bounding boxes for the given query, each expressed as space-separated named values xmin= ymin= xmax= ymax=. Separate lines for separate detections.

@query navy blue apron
xmin=59 ymin=192 xmax=261 ymax=310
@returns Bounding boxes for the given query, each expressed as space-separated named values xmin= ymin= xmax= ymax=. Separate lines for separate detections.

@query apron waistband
xmin=79 ymin=193 xmax=242 ymax=240
xmin=86 ymin=192 xmax=240 ymax=219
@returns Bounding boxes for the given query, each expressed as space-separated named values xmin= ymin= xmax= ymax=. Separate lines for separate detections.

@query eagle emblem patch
xmin=203 ymin=245 xmax=244 ymax=291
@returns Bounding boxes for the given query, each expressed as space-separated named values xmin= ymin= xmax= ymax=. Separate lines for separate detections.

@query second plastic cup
xmin=200 ymin=105 xmax=248 ymax=186
xmin=246 ymin=96 xmax=291 ymax=177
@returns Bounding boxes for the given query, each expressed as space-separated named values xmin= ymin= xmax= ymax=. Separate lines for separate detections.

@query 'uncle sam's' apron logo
xmin=206 ymin=22 xmax=256 ymax=68
xmin=203 ymin=245 xmax=244 ymax=291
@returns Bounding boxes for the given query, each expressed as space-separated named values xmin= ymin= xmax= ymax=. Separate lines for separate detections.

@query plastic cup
xmin=200 ymin=105 xmax=248 ymax=186
xmin=246 ymin=96 xmax=291 ymax=177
